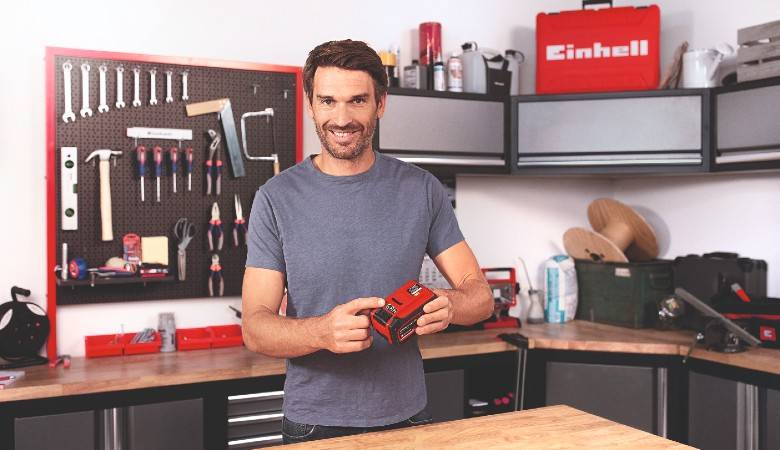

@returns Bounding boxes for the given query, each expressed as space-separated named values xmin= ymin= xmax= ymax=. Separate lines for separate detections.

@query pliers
xmin=233 ymin=194 xmax=247 ymax=247
xmin=209 ymin=254 xmax=224 ymax=297
xmin=205 ymin=129 xmax=222 ymax=196
xmin=208 ymin=202 xmax=223 ymax=251
xmin=49 ymin=354 xmax=71 ymax=369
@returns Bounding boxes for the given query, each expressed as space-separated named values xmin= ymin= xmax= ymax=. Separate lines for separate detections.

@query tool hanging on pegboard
xmin=186 ymin=99 xmax=246 ymax=178
xmin=241 ymin=108 xmax=280 ymax=175
xmin=126 ymin=127 xmax=193 ymax=202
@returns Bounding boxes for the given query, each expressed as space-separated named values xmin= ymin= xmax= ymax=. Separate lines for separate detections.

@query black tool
xmin=0 ymin=287 xmax=50 ymax=369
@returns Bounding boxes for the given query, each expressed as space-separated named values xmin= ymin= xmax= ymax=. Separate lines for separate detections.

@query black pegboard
xmin=52 ymin=51 xmax=299 ymax=305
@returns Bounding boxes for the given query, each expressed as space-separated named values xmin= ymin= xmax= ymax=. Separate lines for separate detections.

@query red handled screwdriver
xmin=136 ymin=146 xmax=147 ymax=202
xmin=169 ymin=147 xmax=179 ymax=193
xmin=185 ymin=147 xmax=193 ymax=192
xmin=153 ymin=146 xmax=163 ymax=202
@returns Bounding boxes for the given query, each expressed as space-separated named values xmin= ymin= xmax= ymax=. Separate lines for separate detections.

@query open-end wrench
xmin=62 ymin=61 xmax=76 ymax=123
xmin=98 ymin=64 xmax=109 ymax=113
xmin=165 ymin=70 xmax=173 ymax=103
xmin=149 ymin=69 xmax=158 ymax=105
xmin=115 ymin=66 xmax=126 ymax=109
xmin=181 ymin=71 xmax=189 ymax=101
xmin=132 ymin=67 xmax=141 ymax=107
xmin=80 ymin=63 xmax=93 ymax=117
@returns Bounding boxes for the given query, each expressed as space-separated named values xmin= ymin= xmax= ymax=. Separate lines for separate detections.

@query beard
xmin=314 ymin=118 xmax=376 ymax=161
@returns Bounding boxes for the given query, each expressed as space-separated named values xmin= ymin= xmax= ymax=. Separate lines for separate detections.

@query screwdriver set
xmin=46 ymin=47 xmax=302 ymax=308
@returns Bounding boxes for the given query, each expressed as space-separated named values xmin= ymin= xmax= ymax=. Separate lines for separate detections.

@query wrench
xmin=165 ymin=70 xmax=173 ymax=103
xmin=149 ymin=69 xmax=158 ymax=105
xmin=61 ymin=61 xmax=76 ymax=123
xmin=132 ymin=67 xmax=141 ymax=107
xmin=80 ymin=63 xmax=93 ymax=117
xmin=98 ymin=65 xmax=109 ymax=113
xmin=115 ymin=66 xmax=126 ymax=109
xmin=181 ymin=71 xmax=189 ymax=101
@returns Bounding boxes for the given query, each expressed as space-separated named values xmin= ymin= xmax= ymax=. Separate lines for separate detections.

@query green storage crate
xmin=574 ymin=259 xmax=674 ymax=329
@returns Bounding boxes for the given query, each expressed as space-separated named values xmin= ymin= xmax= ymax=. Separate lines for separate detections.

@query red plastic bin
xmin=122 ymin=331 xmax=162 ymax=355
xmin=208 ymin=325 xmax=243 ymax=348
xmin=85 ymin=334 xmax=124 ymax=358
xmin=177 ymin=327 xmax=213 ymax=351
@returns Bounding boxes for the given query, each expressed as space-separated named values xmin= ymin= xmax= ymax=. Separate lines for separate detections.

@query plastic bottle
xmin=461 ymin=42 xmax=487 ymax=94
xmin=504 ymin=49 xmax=525 ymax=95
xmin=433 ymin=60 xmax=446 ymax=91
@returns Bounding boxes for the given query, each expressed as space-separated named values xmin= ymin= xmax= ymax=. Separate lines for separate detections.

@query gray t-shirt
xmin=246 ymin=151 xmax=464 ymax=427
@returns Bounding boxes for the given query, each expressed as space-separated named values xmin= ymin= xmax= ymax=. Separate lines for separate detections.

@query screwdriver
xmin=153 ymin=146 xmax=162 ymax=202
xmin=136 ymin=146 xmax=147 ymax=202
xmin=185 ymin=147 xmax=193 ymax=191
xmin=169 ymin=146 xmax=179 ymax=193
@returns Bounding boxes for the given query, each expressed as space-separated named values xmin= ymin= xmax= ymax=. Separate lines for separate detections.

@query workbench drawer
xmin=227 ymin=412 xmax=284 ymax=439
xmin=227 ymin=433 xmax=284 ymax=449
xmin=227 ymin=390 xmax=284 ymax=417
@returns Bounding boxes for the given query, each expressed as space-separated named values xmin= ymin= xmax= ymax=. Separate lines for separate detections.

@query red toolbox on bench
xmin=536 ymin=1 xmax=660 ymax=94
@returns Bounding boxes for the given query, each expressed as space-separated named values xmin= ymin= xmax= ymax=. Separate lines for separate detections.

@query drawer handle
xmin=228 ymin=412 xmax=284 ymax=424
xmin=228 ymin=434 xmax=283 ymax=447
xmin=228 ymin=390 xmax=284 ymax=402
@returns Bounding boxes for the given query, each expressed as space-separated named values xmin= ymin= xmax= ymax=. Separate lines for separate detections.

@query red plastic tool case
xmin=536 ymin=3 xmax=660 ymax=94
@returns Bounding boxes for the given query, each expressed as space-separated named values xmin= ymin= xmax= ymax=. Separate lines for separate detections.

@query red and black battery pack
xmin=536 ymin=1 xmax=660 ymax=94
xmin=371 ymin=280 xmax=438 ymax=344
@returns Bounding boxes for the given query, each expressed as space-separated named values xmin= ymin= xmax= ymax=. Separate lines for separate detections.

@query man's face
xmin=308 ymin=66 xmax=386 ymax=161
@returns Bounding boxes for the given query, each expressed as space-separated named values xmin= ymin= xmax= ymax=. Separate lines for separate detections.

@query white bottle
xmin=461 ymin=42 xmax=487 ymax=94
xmin=504 ymin=49 xmax=525 ymax=96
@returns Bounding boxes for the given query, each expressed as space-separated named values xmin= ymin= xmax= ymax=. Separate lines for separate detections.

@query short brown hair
xmin=303 ymin=40 xmax=388 ymax=105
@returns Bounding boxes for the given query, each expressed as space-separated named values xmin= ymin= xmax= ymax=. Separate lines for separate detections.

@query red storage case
xmin=122 ymin=331 xmax=162 ymax=355
xmin=177 ymin=327 xmax=213 ymax=351
xmin=85 ymin=334 xmax=124 ymax=358
xmin=209 ymin=325 xmax=243 ymax=348
xmin=536 ymin=1 xmax=660 ymax=94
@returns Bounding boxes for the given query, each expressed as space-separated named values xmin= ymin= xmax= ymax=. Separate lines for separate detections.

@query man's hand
xmin=415 ymin=290 xmax=453 ymax=336
xmin=315 ymin=297 xmax=385 ymax=354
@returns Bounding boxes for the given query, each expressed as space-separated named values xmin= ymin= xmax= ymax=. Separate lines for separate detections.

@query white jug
xmin=461 ymin=42 xmax=488 ymax=94
xmin=682 ymin=43 xmax=734 ymax=88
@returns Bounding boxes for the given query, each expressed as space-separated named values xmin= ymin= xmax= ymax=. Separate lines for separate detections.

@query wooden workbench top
xmin=1 ymin=321 xmax=778 ymax=403
xmin=273 ymin=404 xmax=691 ymax=449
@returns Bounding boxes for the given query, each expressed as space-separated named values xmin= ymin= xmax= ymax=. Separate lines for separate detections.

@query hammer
xmin=85 ymin=149 xmax=122 ymax=241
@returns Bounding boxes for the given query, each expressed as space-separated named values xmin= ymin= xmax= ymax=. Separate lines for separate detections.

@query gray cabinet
xmin=761 ymin=387 xmax=780 ymax=450
xmin=545 ymin=361 xmax=665 ymax=435
xmin=512 ymin=90 xmax=709 ymax=174
xmin=425 ymin=369 xmax=465 ymax=422
xmin=227 ymin=390 xmax=284 ymax=449
xmin=378 ymin=89 xmax=508 ymax=172
xmin=15 ymin=410 xmax=97 ymax=450
xmin=126 ymin=398 xmax=204 ymax=450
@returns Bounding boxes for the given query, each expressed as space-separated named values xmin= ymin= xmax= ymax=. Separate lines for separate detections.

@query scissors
xmin=174 ymin=218 xmax=196 ymax=281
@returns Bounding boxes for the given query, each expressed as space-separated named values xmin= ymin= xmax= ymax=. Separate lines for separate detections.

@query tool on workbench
xmin=185 ymin=147 xmax=193 ymax=191
xmin=240 ymin=108 xmax=280 ymax=175
xmin=233 ymin=194 xmax=247 ymax=247
xmin=205 ymin=129 xmax=223 ymax=195
xmin=85 ymin=149 xmax=122 ymax=241
xmin=209 ymin=254 xmax=224 ymax=297
xmin=60 ymin=147 xmax=78 ymax=230
xmin=208 ymin=202 xmax=224 ymax=251
xmin=174 ymin=218 xmax=195 ymax=281
xmin=481 ymin=268 xmax=520 ymax=329
xmin=153 ymin=146 xmax=163 ymax=202
xmin=186 ymin=99 xmax=246 ymax=178
xmin=136 ymin=145 xmax=147 ymax=201
xmin=0 ymin=287 xmax=49 ymax=369
xmin=229 ymin=305 xmax=242 ymax=318
xmin=371 ymin=280 xmax=438 ymax=344
xmin=48 ymin=355 xmax=71 ymax=369
xmin=169 ymin=146 xmax=179 ymax=193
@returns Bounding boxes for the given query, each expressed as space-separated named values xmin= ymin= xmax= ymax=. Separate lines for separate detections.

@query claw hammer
xmin=85 ymin=149 xmax=122 ymax=241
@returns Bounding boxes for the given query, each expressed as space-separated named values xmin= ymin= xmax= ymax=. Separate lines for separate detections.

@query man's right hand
xmin=315 ymin=297 xmax=385 ymax=354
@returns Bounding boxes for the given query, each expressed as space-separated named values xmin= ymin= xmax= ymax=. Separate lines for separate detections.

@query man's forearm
xmin=436 ymin=277 xmax=494 ymax=326
xmin=243 ymin=308 xmax=325 ymax=358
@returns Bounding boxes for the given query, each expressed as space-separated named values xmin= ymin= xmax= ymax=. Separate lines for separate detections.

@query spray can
xmin=447 ymin=54 xmax=463 ymax=92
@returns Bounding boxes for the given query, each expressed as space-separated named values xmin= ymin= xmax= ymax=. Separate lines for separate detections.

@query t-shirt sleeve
xmin=426 ymin=175 xmax=464 ymax=258
xmin=246 ymin=188 xmax=286 ymax=273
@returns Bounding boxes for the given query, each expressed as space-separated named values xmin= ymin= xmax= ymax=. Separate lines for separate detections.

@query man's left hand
xmin=415 ymin=292 xmax=453 ymax=336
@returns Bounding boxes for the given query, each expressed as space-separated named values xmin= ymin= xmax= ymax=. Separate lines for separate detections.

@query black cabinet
xmin=126 ymin=399 xmax=204 ymax=450
xmin=510 ymin=89 xmax=711 ymax=175
xmin=15 ymin=410 xmax=97 ymax=450
xmin=425 ymin=369 xmax=465 ymax=422
xmin=377 ymin=88 xmax=510 ymax=179
xmin=763 ymin=386 xmax=780 ymax=450
xmin=713 ymin=76 xmax=780 ymax=172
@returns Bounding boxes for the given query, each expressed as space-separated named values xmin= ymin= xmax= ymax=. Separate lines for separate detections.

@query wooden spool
xmin=563 ymin=198 xmax=659 ymax=263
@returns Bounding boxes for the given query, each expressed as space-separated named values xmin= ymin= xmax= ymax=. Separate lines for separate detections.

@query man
xmin=242 ymin=39 xmax=493 ymax=444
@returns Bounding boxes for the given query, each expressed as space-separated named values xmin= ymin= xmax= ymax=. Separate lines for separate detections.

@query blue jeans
xmin=281 ymin=407 xmax=433 ymax=444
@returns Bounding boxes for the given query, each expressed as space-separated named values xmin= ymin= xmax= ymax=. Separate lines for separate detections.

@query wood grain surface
xmin=272 ymin=404 xmax=692 ymax=449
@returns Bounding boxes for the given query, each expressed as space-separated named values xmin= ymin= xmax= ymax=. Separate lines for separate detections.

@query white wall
xmin=2 ymin=0 xmax=778 ymax=356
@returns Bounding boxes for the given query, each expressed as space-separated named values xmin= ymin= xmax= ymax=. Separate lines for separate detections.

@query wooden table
xmin=273 ymin=405 xmax=692 ymax=449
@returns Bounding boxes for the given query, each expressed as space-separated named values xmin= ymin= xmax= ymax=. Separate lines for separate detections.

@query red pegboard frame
xmin=45 ymin=47 xmax=303 ymax=362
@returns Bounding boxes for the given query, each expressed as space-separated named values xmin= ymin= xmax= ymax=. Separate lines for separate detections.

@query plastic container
xmin=122 ymin=331 xmax=162 ymax=355
xmin=85 ymin=334 xmax=124 ymax=358
xmin=461 ymin=42 xmax=487 ymax=94
xmin=209 ymin=324 xmax=244 ymax=348
xmin=504 ymin=50 xmax=525 ymax=95
xmin=177 ymin=327 xmax=213 ymax=351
